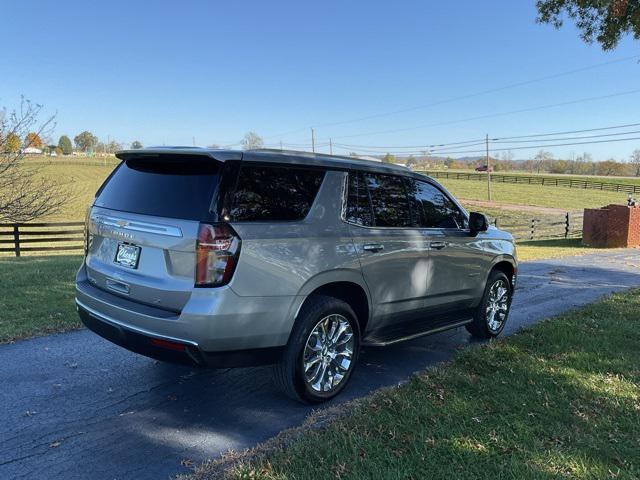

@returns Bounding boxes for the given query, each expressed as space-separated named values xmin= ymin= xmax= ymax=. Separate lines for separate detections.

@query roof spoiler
xmin=115 ymin=148 xmax=242 ymax=163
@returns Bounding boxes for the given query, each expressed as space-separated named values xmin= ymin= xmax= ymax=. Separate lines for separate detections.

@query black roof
xmin=115 ymin=146 xmax=424 ymax=178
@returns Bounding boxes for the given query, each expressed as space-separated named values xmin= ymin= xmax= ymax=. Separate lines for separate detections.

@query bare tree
xmin=0 ymin=97 xmax=71 ymax=222
xmin=630 ymin=149 xmax=640 ymax=177
xmin=533 ymin=150 xmax=553 ymax=174
xmin=240 ymin=131 xmax=264 ymax=150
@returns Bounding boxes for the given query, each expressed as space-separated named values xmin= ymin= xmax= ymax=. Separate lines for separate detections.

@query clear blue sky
xmin=2 ymin=0 xmax=639 ymax=160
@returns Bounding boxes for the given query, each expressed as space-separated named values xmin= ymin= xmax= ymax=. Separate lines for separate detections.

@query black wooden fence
xmin=0 ymin=214 xmax=581 ymax=258
xmin=420 ymin=170 xmax=640 ymax=194
xmin=0 ymin=222 xmax=84 ymax=256
xmin=493 ymin=212 xmax=583 ymax=241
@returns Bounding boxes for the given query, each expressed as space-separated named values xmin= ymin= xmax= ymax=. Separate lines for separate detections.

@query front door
xmin=409 ymin=179 xmax=488 ymax=316
xmin=345 ymin=172 xmax=430 ymax=331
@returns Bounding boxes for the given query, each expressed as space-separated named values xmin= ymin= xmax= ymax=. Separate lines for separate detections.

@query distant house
xmin=21 ymin=147 xmax=43 ymax=155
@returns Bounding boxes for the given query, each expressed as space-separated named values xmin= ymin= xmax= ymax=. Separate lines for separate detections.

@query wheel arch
xmin=290 ymin=270 xmax=372 ymax=336
xmin=489 ymin=256 xmax=517 ymax=289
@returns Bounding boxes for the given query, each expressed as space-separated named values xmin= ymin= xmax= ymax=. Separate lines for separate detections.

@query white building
xmin=21 ymin=147 xmax=43 ymax=155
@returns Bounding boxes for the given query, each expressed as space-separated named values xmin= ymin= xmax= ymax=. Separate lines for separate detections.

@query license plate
xmin=115 ymin=243 xmax=141 ymax=269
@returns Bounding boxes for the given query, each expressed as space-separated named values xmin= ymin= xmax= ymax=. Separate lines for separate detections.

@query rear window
xmin=227 ymin=165 xmax=325 ymax=221
xmin=94 ymin=155 xmax=220 ymax=220
xmin=345 ymin=172 xmax=373 ymax=226
xmin=363 ymin=173 xmax=412 ymax=227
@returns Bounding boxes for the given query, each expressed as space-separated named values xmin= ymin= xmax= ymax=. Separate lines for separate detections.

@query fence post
xmin=565 ymin=212 xmax=570 ymax=239
xmin=13 ymin=224 xmax=20 ymax=257
xmin=530 ymin=218 xmax=536 ymax=240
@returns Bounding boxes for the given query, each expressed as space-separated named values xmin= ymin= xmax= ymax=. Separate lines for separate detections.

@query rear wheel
xmin=466 ymin=270 xmax=512 ymax=339
xmin=273 ymin=295 xmax=360 ymax=403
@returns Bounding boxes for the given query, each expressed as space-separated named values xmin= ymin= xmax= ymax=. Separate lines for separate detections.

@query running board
xmin=362 ymin=318 xmax=473 ymax=347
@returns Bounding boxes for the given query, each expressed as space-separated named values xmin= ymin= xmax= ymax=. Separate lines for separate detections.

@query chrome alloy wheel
xmin=486 ymin=279 xmax=509 ymax=332
xmin=303 ymin=314 xmax=355 ymax=393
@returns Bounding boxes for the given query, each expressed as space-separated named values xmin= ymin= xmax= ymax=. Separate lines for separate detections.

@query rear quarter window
xmin=94 ymin=155 xmax=220 ymax=220
xmin=228 ymin=165 xmax=325 ymax=221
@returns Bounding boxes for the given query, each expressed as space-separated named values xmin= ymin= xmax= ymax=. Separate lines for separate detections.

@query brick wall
xmin=582 ymin=204 xmax=640 ymax=248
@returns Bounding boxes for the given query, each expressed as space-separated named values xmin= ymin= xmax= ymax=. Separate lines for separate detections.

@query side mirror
xmin=469 ymin=212 xmax=489 ymax=235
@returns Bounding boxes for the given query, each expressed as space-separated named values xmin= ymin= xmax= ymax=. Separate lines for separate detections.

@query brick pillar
xmin=582 ymin=205 xmax=640 ymax=248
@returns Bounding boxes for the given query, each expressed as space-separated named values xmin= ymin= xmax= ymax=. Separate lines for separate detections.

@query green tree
xmin=241 ymin=131 xmax=263 ymax=150
xmin=74 ymin=131 xmax=98 ymax=152
xmin=5 ymin=132 xmax=21 ymax=153
xmin=536 ymin=0 xmax=640 ymax=50
xmin=405 ymin=155 xmax=417 ymax=168
xmin=130 ymin=140 xmax=143 ymax=149
xmin=58 ymin=135 xmax=73 ymax=155
xmin=381 ymin=153 xmax=396 ymax=164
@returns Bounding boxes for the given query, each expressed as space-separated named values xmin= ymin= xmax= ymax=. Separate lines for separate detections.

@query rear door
xmin=85 ymin=153 xmax=223 ymax=312
xmin=346 ymin=171 xmax=430 ymax=329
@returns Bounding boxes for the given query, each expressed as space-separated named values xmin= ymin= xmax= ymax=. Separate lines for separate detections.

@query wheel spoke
xmin=485 ymin=279 xmax=509 ymax=332
xmin=304 ymin=354 xmax=321 ymax=372
xmin=303 ymin=313 xmax=355 ymax=394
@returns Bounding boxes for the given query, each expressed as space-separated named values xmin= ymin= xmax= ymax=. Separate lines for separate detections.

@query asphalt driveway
xmin=1 ymin=250 xmax=639 ymax=479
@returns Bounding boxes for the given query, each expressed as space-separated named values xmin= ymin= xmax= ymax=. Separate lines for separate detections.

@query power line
xmin=326 ymin=126 xmax=640 ymax=156
xmin=326 ymin=88 xmax=640 ymax=141
xmin=332 ymin=121 xmax=640 ymax=151
xmin=493 ymin=121 xmax=640 ymax=141
xmin=491 ymin=129 xmax=640 ymax=145
xmin=262 ymin=54 xmax=640 ymax=140
xmin=334 ymin=140 xmax=486 ymax=150
xmin=430 ymin=135 xmax=640 ymax=156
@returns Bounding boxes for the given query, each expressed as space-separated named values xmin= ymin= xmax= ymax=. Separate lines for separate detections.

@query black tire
xmin=273 ymin=295 xmax=361 ymax=404
xmin=466 ymin=270 xmax=512 ymax=339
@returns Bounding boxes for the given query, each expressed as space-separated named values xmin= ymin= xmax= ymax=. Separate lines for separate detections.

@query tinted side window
xmin=364 ymin=173 xmax=411 ymax=227
xmin=411 ymin=180 xmax=464 ymax=228
xmin=228 ymin=165 xmax=324 ymax=221
xmin=346 ymin=172 xmax=373 ymax=226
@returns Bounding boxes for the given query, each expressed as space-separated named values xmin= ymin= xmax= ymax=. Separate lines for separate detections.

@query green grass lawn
xmin=439 ymin=178 xmax=628 ymax=210
xmin=0 ymin=255 xmax=83 ymax=343
xmin=516 ymin=238 xmax=613 ymax=262
xmin=34 ymin=162 xmax=116 ymax=221
xmin=424 ymin=169 xmax=640 ymax=187
xmin=213 ymin=289 xmax=640 ymax=480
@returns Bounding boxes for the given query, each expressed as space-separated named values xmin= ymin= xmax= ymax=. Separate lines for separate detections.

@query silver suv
xmin=76 ymin=148 xmax=517 ymax=403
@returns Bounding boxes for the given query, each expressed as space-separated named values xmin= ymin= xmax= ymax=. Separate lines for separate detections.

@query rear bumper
xmin=77 ymin=301 xmax=283 ymax=367
xmin=75 ymin=263 xmax=295 ymax=367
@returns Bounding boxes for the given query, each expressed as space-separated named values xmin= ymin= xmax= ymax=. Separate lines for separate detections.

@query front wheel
xmin=273 ymin=295 xmax=360 ymax=403
xmin=466 ymin=270 xmax=512 ymax=339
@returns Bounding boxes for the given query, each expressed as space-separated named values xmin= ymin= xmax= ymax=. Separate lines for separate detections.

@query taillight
xmin=195 ymin=223 xmax=241 ymax=287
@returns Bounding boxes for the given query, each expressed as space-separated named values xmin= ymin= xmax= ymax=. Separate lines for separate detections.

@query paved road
xmin=1 ymin=250 xmax=639 ymax=479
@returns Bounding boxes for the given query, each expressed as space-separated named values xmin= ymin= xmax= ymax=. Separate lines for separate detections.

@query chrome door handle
xmin=363 ymin=243 xmax=384 ymax=252
xmin=430 ymin=241 xmax=447 ymax=250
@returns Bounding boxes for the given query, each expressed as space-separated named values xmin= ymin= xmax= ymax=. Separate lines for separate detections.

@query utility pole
xmin=280 ymin=140 xmax=283 ymax=150
xmin=329 ymin=138 xmax=333 ymax=155
xmin=311 ymin=128 xmax=316 ymax=153
xmin=192 ymin=136 xmax=196 ymax=146
xmin=486 ymin=134 xmax=492 ymax=201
